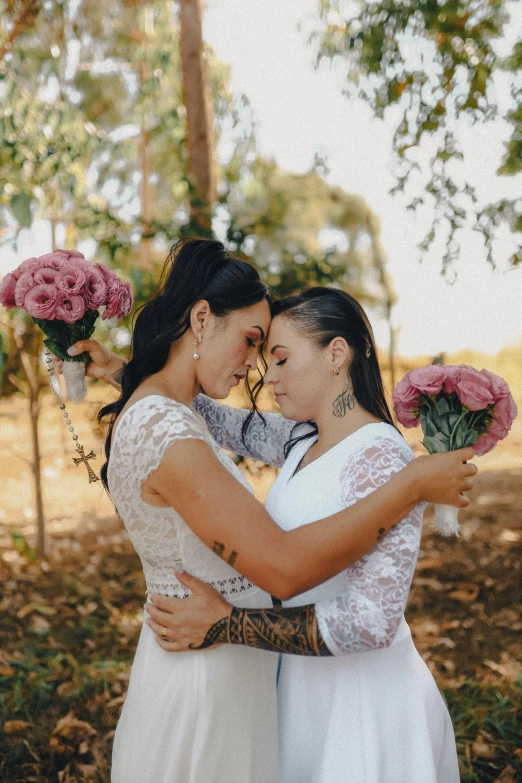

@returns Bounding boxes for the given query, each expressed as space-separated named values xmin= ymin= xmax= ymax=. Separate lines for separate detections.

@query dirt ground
xmin=1 ymin=371 xmax=521 ymax=782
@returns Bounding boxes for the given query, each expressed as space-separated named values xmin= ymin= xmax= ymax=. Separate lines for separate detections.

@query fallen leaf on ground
xmin=448 ymin=582 xmax=480 ymax=602
xmin=494 ymin=765 xmax=517 ymax=783
xmin=52 ymin=710 xmax=97 ymax=740
xmin=4 ymin=719 xmax=31 ymax=734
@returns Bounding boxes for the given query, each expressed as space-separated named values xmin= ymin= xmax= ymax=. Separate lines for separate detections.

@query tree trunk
xmin=367 ymin=213 xmax=398 ymax=393
xmin=13 ymin=326 xmax=46 ymax=560
xmin=179 ymin=0 xmax=216 ymax=233
xmin=139 ymin=121 xmax=154 ymax=268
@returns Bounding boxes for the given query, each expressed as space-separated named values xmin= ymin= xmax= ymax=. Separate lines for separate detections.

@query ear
xmin=190 ymin=300 xmax=211 ymax=336
xmin=323 ymin=336 xmax=352 ymax=370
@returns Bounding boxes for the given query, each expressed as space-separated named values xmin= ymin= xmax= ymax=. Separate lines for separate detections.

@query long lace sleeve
xmin=315 ymin=437 xmax=426 ymax=656
xmin=192 ymin=394 xmax=299 ymax=467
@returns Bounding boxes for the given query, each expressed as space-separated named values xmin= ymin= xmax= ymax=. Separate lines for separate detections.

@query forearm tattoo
xmin=212 ymin=540 xmax=238 ymax=567
xmin=333 ymin=385 xmax=355 ymax=417
xmin=191 ymin=604 xmax=333 ymax=656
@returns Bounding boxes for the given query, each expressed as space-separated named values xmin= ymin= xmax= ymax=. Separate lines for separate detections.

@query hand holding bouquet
xmin=0 ymin=250 xmax=133 ymax=402
xmin=394 ymin=365 xmax=517 ymax=535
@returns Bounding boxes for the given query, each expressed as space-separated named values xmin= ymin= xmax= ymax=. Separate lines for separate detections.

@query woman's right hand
xmin=409 ymin=447 xmax=477 ymax=507
xmin=54 ymin=339 xmax=125 ymax=384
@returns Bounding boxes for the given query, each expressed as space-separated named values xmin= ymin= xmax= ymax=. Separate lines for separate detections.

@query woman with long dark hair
xmin=143 ymin=287 xmax=463 ymax=782
xmin=69 ymin=241 xmax=474 ymax=783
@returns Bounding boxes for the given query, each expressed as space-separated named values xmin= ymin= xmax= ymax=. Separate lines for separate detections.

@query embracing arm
xmin=192 ymin=395 xmax=297 ymax=467
xmin=150 ymin=439 xmax=424 ymax=656
xmin=146 ymin=437 xmax=476 ymax=601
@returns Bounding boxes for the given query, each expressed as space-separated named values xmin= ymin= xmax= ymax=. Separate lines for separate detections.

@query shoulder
xmin=339 ymin=424 xmax=413 ymax=498
xmin=116 ymin=395 xmax=209 ymax=442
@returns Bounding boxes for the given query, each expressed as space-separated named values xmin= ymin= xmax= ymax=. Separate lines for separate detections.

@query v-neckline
xmin=285 ymin=422 xmax=389 ymax=486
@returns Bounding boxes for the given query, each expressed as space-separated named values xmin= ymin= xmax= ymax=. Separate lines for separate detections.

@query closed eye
xmin=276 ymin=359 xmax=287 ymax=366
xmin=247 ymin=338 xmax=256 ymax=348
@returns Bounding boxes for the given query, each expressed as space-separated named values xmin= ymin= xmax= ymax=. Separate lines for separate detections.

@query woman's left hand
xmin=146 ymin=570 xmax=232 ymax=652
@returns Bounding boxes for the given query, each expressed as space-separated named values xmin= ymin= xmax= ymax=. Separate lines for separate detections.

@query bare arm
xmin=146 ymin=438 xmax=476 ymax=600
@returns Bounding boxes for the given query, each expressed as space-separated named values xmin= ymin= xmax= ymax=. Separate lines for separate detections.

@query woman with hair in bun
xmin=70 ymin=239 xmax=474 ymax=783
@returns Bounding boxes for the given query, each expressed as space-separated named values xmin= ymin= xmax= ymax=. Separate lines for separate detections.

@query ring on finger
xmin=161 ymin=626 xmax=169 ymax=641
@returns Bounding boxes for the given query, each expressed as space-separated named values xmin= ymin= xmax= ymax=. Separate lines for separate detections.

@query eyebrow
xmin=252 ymin=325 xmax=266 ymax=341
xmin=270 ymin=344 xmax=288 ymax=355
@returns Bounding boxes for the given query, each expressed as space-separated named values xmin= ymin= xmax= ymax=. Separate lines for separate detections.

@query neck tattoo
xmin=332 ymin=385 xmax=355 ymax=418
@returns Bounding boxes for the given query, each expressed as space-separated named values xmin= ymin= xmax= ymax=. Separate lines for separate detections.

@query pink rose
xmin=83 ymin=267 xmax=107 ymax=309
xmin=14 ymin=272 xmax=35 ymax=307
xmin=442 ymin=366 xmax=461 ymax=394
xmin=24 ymin=285 xmax=58 ymax=320
xmin=33 ymin=267 xmax=58 ymax=286
xmin=12 ymin=257 xmax=37 ymax=279
xmin=408 ymin=365 xmax=447 ymax=396
xmin=393 ymin=374 xmax=421 ymax=407
xmin=479 ymin=369 xmax=510 ymax=400
xmin=55 ymin=292 xmax=86 ymax=323
xmin=95 ymin=263 xmax=121 ymax=297
xmin=0 ymin=272 xmax=18 ymax=309
xmin=394 ymin=402 xmax=420 ymax=428
xmin=457 ymin=365 xmax=495 ymax=411
xmin=490 ymin=393 xmax=518 ymax=439
xmin=473 ymin=431 xmax=500 ymax=457
xmin=56 ymin=264 xmax=87 ymax=296
xmin=38 ymin=249 xmax=85 ymax=266
xmin=102 ymin=281 xmax=133 ymax=320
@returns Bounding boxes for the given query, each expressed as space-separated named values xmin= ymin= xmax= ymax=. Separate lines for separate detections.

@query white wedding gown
xmin=107 ymin=395 xmax=279 ymax=783
xmin=195 ymin=396 xmax=460 ymax=783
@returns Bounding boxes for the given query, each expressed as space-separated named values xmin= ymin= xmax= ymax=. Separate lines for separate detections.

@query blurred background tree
xmin=313 ymin=0 xmax=521 ymax=271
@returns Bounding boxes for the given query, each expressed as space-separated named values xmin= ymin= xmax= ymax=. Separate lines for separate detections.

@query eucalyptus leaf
xmin=423 ymin=433 xmax=450 ymax=454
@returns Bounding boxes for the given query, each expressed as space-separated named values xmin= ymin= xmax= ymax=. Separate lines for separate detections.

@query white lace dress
xmin=107 ymin=395 xmax=279 ymax=783
xmin=195 ymin=397 xmax=460 ymax=783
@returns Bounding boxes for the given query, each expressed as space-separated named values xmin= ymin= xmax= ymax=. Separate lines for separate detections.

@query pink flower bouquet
xmin=393 ymin=365 xmax=517 ymax=535
xmin=0 ymin=250 xmax=133 ymax=402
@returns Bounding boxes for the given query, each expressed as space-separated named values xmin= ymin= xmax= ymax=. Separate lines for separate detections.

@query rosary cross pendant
xmin=73 ymin=443 xmax=100 ymax=484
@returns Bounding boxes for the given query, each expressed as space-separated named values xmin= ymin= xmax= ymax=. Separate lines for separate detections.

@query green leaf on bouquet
xmin=423 ymin=433 xmax=450 ymax=454
xmin=463 ymin=429 xmax=479 ymax=447
xmin=436 ymin=397 xmax=450 ymax=416
xmin=438 ymin=412 xmax=452 ymax=436
xmin=33 ymin=311 xmax=99 ymax=365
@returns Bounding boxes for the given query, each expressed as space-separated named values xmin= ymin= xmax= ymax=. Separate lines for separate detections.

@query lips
xmin=233 ymin=374 xmax=246 ymax=384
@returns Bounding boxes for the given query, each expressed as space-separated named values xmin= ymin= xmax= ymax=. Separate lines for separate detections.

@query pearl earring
xmin=193 ymin=333 xmax=202 ymax=360
xmin=333 ymin=365 xmax=340 ymax=375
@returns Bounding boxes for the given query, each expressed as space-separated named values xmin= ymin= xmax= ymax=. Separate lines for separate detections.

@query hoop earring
xmin=193 ymin=333 xmax=202 ymax=360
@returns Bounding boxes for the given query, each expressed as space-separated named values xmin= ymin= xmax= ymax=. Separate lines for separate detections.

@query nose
xmin=245 ymin=343 xmax=258 ymax=371
xmin=264 ymin=360 xmax=277 ymax=385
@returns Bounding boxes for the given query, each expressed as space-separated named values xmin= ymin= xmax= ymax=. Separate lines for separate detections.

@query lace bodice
xmin=264 ymin=425 xmax=425 ymax=655
xmin=107 ymin=395 xmax=268 ymax=605
xmin=193 ymin=395 xmax=300 ymax=467
xmin=193 ymin=398 xmax=426 ymax=658
xmin=314 ymin=436 xmax=425 ymax=654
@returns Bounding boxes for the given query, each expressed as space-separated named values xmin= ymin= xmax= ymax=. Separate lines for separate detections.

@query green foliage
xmin=446 ymin=679 xmax=522 ymax=782
xmin=314 ymin=0 xmax=521 ymax=271
xmin=33 ymin=310 xmax=99 ymax=363
xmin=419 ymin=392 xmax=490 ymax=453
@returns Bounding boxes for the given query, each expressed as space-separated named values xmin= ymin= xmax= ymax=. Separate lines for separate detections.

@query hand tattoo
xmin=333 ymin=385 xmax=355 ymax=418
xmin=191 ymin=605 xmax=332 ymax=656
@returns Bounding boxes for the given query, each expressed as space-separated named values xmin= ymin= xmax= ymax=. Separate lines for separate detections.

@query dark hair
xmin=99 ymin=237 xmax=270 ymax=490
xmin=270 ymin=287 xmax=398 ymax=456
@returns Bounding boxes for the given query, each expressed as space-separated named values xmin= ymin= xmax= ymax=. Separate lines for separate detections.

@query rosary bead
xmin=66 ymin=420 xmax=71 ymax=425
xmin=69 ymin=427 xmax=74 ymax=432
xmin=60 ymin=404 xmax=66 ymax=410
xmin=64 ymin=412 xmax=68 ymax=417
xmin=72 ymin=435 xmax=78 ymax=441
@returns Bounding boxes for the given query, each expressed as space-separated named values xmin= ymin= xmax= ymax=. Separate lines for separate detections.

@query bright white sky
xmin=2 ymin=0 xmax=521 ymax=357
xmin=204 ymin=0 xmax=522 ymax=357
